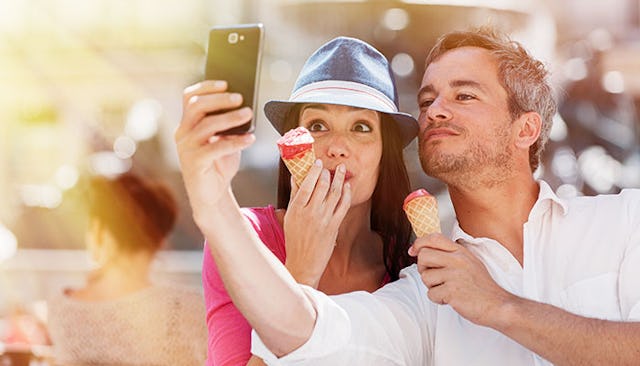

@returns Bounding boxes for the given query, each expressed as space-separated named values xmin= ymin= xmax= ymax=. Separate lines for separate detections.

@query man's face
xmin=417 ymin=46 xmax=515 ymax=185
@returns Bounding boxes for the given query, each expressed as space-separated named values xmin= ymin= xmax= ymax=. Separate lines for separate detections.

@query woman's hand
xmin=283 ymin=160 xmax=351 ymax=288
xmin=174 ymin=80 xmax=255 ymax=227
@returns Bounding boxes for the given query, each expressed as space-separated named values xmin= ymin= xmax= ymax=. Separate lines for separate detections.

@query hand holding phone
xmin=205 ymin=24 xmax=264 ymax=135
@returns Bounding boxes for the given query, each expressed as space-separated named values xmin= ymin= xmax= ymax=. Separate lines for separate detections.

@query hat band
xmin=289 ymin=80 xmax=398 ymax=113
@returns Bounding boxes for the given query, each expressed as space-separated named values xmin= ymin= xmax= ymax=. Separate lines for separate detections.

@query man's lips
xmin=422 ymin=127 xmax=460 ymax=142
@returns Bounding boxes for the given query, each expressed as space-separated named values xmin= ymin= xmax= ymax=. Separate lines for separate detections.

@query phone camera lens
xmin=228 ymin=32 xmax=239 ymax=44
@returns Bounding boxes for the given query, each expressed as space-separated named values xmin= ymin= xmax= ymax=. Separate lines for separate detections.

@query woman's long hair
xmin=276 ymin=105 xmax=414 ymax=281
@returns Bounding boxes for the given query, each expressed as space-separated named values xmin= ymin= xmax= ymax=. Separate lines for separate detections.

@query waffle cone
xmin=404 ymin=195 xmax=441 ymax=237
xmin=283 ymin=149 xmax=316 ymax=187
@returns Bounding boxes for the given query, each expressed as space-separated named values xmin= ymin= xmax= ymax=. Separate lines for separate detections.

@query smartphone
xmin=205 ymin=23 xmax=264 ymax=135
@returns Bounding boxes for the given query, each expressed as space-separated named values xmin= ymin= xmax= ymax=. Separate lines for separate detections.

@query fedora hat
xmin=264 ymin=37 xmax=418 ymax=146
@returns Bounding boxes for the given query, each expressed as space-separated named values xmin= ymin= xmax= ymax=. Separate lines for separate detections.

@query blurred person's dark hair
xmin=87 ymin=172 xmax=177 ymax=254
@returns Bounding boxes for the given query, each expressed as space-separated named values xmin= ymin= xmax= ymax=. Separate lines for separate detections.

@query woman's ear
xmin=514 ymin=111 xmax=542 ymax=150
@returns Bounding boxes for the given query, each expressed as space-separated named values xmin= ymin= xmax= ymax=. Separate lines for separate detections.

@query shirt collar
xmin=531 ymin=180 xmax=568 ymax=218
xmin=450 ymin=180 xmax=568 ymax=243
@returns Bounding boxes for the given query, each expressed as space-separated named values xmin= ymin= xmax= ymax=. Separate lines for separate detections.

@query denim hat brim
xmin=265 ymin=99 xmax=418 ymax=147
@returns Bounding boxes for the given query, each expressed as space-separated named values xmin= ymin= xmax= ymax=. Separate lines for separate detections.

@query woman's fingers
xmin=291 ymin=160 xmax=323 ymax=207
xmin=290 ymin=161 xmax=350 ymax=219
xmin=333 ymin=181 xmax=351 ymax=221
xmin=289 ymin=176 xmax=299 ymax=199
xmin=324 ymin=164 xmax=346 ymax=209
xmin=308 ymin=169 xmax=331 ymax=208
xmin=287 ymin=160 xmax=350 ymax=232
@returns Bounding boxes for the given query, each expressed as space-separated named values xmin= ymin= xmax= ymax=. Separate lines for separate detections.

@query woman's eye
xmin=307 ymin=121 xmax=327 ymax=132
xmin=352 ymin=122 xmax=372 ymax=132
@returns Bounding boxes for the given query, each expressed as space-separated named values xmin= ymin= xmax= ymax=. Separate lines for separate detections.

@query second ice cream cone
xmin=403 ymin=189 xmax=441 ymax=237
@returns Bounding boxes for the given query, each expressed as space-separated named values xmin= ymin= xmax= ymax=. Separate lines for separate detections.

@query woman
xmin=177 ymin=37 xmax=418 ymax=365
xmin=48 ymin=172 xmax=207 ymax=366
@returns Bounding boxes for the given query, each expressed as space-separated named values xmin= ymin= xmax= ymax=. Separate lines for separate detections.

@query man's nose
xmin=426 ymin=97 xmax=452 ymax=122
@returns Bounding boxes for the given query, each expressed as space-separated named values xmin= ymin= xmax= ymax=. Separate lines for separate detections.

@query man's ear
xmin=514 ymin=111 xmax=542 ymax=149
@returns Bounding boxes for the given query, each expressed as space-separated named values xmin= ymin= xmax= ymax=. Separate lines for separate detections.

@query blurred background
xmin=0 ymin=0 xmax=639 ymax=355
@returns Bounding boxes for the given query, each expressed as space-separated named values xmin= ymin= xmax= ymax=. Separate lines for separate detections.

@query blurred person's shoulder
xmin=150 ymin=284 xmax=205 ymax=310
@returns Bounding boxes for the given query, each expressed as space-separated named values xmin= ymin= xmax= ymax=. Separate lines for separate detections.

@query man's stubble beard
xmin=419 ymin=125 xmax=514 ymax=190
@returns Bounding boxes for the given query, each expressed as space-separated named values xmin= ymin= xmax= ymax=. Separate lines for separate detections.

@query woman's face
xmin=298 ymin=104 xmax=383 ymax=206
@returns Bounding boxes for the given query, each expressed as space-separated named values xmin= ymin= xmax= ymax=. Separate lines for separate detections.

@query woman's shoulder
xmin=239 ymin=205 xmax=286 ymax=261
xmin=240 ymin=205 xmax=281 ymax=224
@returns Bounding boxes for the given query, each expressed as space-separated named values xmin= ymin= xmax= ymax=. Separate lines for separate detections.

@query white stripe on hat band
xmin=289 ymin=80 xmax=398 ymax=113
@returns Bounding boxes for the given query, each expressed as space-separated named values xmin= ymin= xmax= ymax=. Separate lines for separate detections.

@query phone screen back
xmin=205 ymin=24 xmax=262 ymax=134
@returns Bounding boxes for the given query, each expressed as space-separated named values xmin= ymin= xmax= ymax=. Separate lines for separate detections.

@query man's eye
xmin=457 ymin=93 xmax=475 ymax=101
xmin=352 ymin=122 xmax=372 ymax=132
xmin=419 ymin=100 xmax=433 ymax=108
xmin=307 ymin=121 xmax=327 ymax=132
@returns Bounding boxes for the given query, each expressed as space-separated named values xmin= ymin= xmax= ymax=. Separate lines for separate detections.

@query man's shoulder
xmin=564 ymin=189 xmax=640 ymax=219
xmin=567 ymin=189 xmax=640 ymax=205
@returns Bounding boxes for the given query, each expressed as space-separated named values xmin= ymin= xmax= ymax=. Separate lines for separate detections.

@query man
xmin=176 ymin=27 xmax=640 ymax=365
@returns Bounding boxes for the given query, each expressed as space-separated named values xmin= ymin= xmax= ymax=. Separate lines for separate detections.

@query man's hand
xmin=408 ymin=234 xmax=514 ymax=327
xmin=174 ymin=80 xmax=255 ymax=226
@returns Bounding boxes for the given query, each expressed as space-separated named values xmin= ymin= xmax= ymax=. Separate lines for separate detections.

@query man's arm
xmin=411 ymin=233 xmax=640 ymax=366
xmin=494 ymin=225 xmax=640 ymax=366
xmin=251 ymin=266 xmax=430 ymax=365
xmin=494 ymin=297 xmax=640 ymax=366
xmin=204 ymin=190 xmax=316 ymax=356
xmin=174 ymin=81 xmax=317 ymax=356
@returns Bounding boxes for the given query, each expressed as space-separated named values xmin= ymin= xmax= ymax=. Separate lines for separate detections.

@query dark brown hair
xmin=425 ymin=26 xmax=557 ymax=172
xmin=88 ymin=172 xmax=177 ymax=253
xmin=276 ymin=105 xmax=414 ymax=281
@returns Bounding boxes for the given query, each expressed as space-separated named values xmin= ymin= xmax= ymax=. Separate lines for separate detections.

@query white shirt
xmin=252 ymin=181 xmax=640 ymax=365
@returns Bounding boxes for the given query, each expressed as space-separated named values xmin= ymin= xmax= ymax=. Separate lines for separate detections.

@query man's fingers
xmin=426 ymin=283 xmax=450 ymax=306
xmin=420 ymin=267 xmax=447 ymax=289
xmin=178 ymin=92 xmax=244 ymax=136
xmin=201 ymin=133 xmax=256 ymax=161
xmin=415 ymin=247 xmax=453 ymax=269
xmin=409 ymin=233 xmax=458 ymax=258
xmin=182 ymin=80 xmax=228 ymax=108
xmin=182 ymin=107 xmax=252 ymax=146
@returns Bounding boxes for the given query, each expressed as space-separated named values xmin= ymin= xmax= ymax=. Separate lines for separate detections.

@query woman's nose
xmin=324 ymin=133 xmax=350 ymax=158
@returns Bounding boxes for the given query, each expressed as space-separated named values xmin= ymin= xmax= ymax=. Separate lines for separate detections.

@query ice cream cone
xmin=403 ymin=189 xmax=441 ymax=237
xmin=277 ymin=127 xmax=316 ymax=186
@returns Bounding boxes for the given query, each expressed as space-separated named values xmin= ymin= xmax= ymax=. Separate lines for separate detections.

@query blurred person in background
xmin=47 ymin=172 xmax=207 ymax=366
xmin=177 ymin=37 xmax=418 ymax=365
xmin=177 ymin=26 xmax=640 ymax=365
